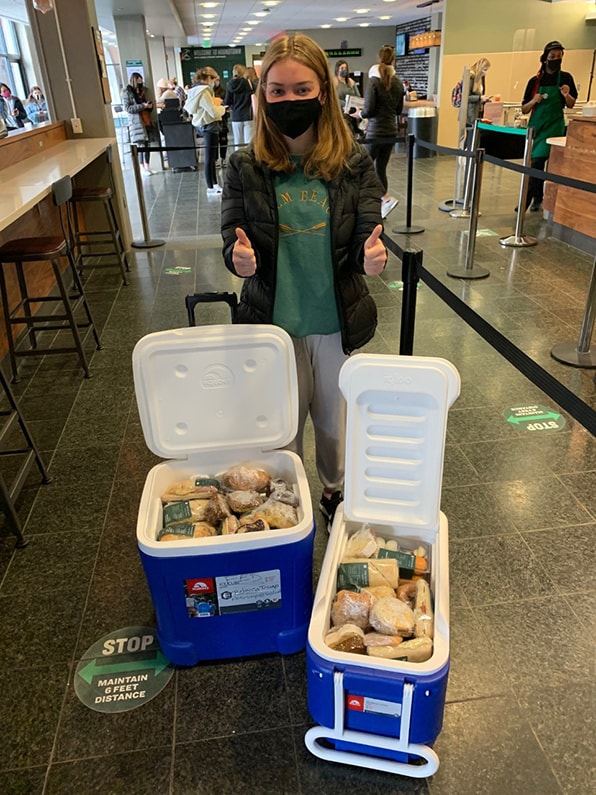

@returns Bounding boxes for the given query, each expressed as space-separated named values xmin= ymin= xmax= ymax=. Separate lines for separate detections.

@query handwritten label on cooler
xmin=184 ymin=570 xmax=282 ymax=617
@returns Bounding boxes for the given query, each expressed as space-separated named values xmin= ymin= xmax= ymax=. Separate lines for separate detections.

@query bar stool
xmin=69 ymin=146 xmax=130 ymax=285
xmin=0 ymin=175 xmax=101 ymax=383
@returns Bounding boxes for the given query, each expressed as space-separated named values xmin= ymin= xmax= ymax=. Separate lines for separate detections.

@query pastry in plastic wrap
xmin=367 ymin=636 xmax=433 ymax=662
xmin=361 ymin=585 xmax=396 ymax=601
xmin=203 ymin=492 xmax=232 ymax=525
xmin=161 ymin=479 xmax=218 ymax=502
xmin=344 ymin=526 xmax=378 ymax=559
xmin=221 ymin=515 xmax=240 ymax=535
xmin=158 ymin=522 xmax=217 ymax=541
xmin=240 ymin=497 xmax=298 ymax=529
xmin=238 ymin=518 xmax=270 ymax=533
xmin=268 ymin=478 xmax=300 ymax=507
xmin=226 ymin=490 xmax=265 ymax=514
xmin=324 ymin=623 xmax=366 ymax=654
xmin=330 ymin=589 xmax=374 ymax=629
xmin=396 ymin=581 xmax=417 ymax=606
xmin=414 ymin=579 xmax=434 ymax=639
xmin=337 ymin=558 xmax=399 ymax=590
xmin=220 ymin=465 xmax=271 ymax=492
xmin=369 ymin=597 xmax=415 ymax=637
xmin=363 ymin=632 xmax=404 ymax=648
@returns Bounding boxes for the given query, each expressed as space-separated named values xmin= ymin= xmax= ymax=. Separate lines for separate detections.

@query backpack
xmin=451 ymin=80 xmax=463 ymax=108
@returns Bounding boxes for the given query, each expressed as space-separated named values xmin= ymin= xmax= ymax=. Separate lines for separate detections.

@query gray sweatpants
xmin=285 ymin=333 xmax=348 ymax=493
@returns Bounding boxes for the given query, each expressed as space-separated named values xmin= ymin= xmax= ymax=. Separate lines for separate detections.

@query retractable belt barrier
xmin=383 ymin=232 xmax=596 ymax=436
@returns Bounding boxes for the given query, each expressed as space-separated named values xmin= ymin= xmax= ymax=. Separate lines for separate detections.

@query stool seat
xmin=0 ymin=237 xmax=68 ymax=260
xmin=72 ymin=187 xmax=112 ymax=201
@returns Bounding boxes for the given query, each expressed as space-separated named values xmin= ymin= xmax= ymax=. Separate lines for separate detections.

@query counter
xmin=543 ymin=116 xmax=596 ymax=253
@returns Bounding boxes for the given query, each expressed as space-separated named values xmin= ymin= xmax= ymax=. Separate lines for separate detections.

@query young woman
xmin=24 ymin=86 xmax=49 ymax=124
xmin=223 ymin=64 xmax=254 ymax=150
xmin=221 ymin=34 xmax=386 ymax=529
xmin=123 ymin=73 xmax=158 ymax=175
xmin=0 ymin=83 xmax=27 ymax=129
xmin=334 ymin=59 xmax=360 ymax=105
xmin=185 ymin=67 xmax=226 ymax=194
xmin=351 ymin=46 xmax=404 ymax=219
xmin=521 ymin=41 xmax=577 ymax=212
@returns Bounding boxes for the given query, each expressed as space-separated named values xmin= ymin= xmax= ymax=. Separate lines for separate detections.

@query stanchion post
xmin=551 ymin=253 xmax=596 ymax=368
xmin=500 ymin=127 xmax=537 ymax=248
xmin=450 ymin=120 xmax=481 ymax=219
xmin=447 ymin=148 xmax=490 ymax=280
xmin=439 ymin=66 xmax=470 ymax=212
xmin=393 ymin=134 xmax=424 ymax=235
xmin=130 ymin=144 xmax=166 ymax=250
xmin=399 ymin=249 xmax=422 ymax=355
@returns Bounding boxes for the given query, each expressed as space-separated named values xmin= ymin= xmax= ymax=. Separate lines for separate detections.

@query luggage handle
xmin=185 ymin=291 xmax=238 ymax=327
xmin=304 ymin=670 xmax=440 ymax=777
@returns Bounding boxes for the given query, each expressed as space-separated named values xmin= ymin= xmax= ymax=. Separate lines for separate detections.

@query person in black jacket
xmin=350 ymin=46 xmax=404 ymax=219
xmin=222 ymin=34 xmax=386 ymax=530
xmin=0 ymin=83 xmax=27 ymax=129
xmin=224 ymin=64 xmax=254 ymax=150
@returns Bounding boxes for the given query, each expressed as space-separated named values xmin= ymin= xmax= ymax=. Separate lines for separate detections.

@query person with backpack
xmin=520 ymin=41 xmax=577 ymax=212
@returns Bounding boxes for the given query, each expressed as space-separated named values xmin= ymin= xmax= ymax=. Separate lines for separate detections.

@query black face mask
xmin=546 ymin=58 xmax=562 ymax=72
xmin=339 ymin=69 xmax=348 ymax=78
xmin=265 ymin=97 xmax=322 ymax=139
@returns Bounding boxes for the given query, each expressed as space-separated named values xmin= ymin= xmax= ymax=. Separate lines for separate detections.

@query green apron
xmin=529 ymin=73 xmax=565 ymax=159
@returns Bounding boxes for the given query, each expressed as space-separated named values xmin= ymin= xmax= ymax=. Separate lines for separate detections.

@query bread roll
xmin=220 ymin=465 xmax=270 ymax=492
xmin=161 ymin=479 xmax=218 ymax=502
xmin=363 ymin=632 xmax=403 ymax=648
xmin=367 ymin=636 xmax=433 ymax=662
xmin=369 ymin=597 xmax=415 ymax=637
xmin=361 ymin=585 xmax=396 ymax=601
xmin=331 ymin=590 xmax=374 ymax=629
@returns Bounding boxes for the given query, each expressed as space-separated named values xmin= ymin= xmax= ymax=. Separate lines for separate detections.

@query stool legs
xmin=71 ymin=195 xmax=130 ymax=285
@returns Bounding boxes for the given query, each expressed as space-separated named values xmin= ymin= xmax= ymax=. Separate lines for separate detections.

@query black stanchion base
xmin=446 ymin=266 xmax=490 ymax=280
xmin=392 ymin=225 xmax=425 ymax=235
xmin=132 ymin=239 xmax=166 ymax=249
xmin=550 ymin=342 xmax=596 ymax=369
xmin=438 ymin=198 xmax=464 ymax=213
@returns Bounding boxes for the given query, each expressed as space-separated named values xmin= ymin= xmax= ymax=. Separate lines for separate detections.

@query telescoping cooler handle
xmin=304 ymin=671 xmax=439 ymax=778
xmin=185 ymin=291 xmax=238 ymax=327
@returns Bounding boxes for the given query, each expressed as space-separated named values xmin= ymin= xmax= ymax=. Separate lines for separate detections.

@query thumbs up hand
xmin=363 ymin=224 xmax=386 ymax=275
xmin=232 ymin=227 xmax=257 ymax=277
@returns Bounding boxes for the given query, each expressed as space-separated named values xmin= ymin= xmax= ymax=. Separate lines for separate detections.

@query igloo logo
xmin=202 ymin=365 xmax=234 ymax=389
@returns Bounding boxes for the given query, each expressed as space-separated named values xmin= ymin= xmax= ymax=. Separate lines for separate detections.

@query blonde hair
xmin=470 ymin=58 xmax=490 ymax=95
xmin=232 ymin=64 xmax=246 ymax=78
xmin=254 ymin=34 xmax=355 ymax=181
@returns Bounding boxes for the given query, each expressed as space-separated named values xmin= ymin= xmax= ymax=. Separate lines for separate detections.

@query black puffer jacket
xmin=362 ymin=75 xmax=404 ymax=141
xmin=221 ymin=146 xmax=381 ymax=354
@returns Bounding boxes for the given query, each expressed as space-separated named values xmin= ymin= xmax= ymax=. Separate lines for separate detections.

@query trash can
xmin=408 ymin=107 xmax=437 ymax=158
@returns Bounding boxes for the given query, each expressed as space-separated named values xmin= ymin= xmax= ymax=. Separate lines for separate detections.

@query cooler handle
xmin=304 ymin=671 xmax=440 ymax=778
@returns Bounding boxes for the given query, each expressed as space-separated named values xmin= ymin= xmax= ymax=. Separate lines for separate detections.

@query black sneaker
xmin=319 ymin=490 xmax=343 ymax=530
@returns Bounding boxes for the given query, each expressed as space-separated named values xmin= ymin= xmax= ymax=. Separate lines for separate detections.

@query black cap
xmin=540 ymin=41 xmax=564 ymax=62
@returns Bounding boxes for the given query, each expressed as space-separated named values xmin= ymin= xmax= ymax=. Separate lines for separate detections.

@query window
xmin=0 ymin=17 xmax=26 ymax=99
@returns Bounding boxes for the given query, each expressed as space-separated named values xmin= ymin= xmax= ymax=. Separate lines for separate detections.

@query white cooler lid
xmin=133 ymin=325 xmax=298 ymax=459
xmin=339 ymin=354 xmax=460 ymax=535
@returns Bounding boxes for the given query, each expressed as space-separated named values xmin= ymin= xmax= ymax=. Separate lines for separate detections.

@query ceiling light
xmin=254 ymin=11 xmax=268 ymax=16
xmin=247 ymin=20 xmax=260 ymax=25
xmin=354 ymin=8 xmax=370 ymax=12
xmin=335 ymin=17 xmax=348 ymax=21
xmin=379 ymin=15 xmax=390 ymax=19
xmin=200 ymin=2 xmax=219 ymax=7
xmin=321 ymin=24 xmax=332 ymax=28
xmin=262 ymin=1 xmax=279 ymax=5
xmin=201 ymin=13 xmax=216 ymax=18
xmin=359 ymin=22 xmax=370 ymax=27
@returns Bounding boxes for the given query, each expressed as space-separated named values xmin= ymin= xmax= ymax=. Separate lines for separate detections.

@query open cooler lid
xmin=339 ymin=354 xmax=460 ymax=535
xmin=132 ymin=325 xmax=298 ymax=459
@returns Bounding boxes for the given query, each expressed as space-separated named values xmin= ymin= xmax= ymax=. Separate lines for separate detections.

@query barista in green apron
xmin=521 ymin=41 xmax=577 ymax=211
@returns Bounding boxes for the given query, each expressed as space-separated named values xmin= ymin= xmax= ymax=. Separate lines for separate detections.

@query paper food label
xmin=216 ymin=570 xmax=282 ymax=615
xmin=347 ymin=694 xmax=402 ymax=717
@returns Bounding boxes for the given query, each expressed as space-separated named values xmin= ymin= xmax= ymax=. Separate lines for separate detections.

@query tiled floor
xmin=0 ymin=143 xmax=594 ymax=794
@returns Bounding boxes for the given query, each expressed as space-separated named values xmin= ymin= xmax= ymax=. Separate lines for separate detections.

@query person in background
xmin=213 ymin=75 xmax=229 ymax=168
xmin=25 ymin=86 xmax=49 ymax=124
xmin=245 ymin=66 xmax=259 ymax=92
xmin=334 ymin=59 xmax=360 ymax=105
xmin=521 ymin=40 xmax=577 ymax=212
xmin=466 ymin=58 xmax=490 ymax=128
xmin=224 ymin=64 xmax=254 ymax=151
xmin=185 ymin=67 xmax=226 ymax=195
xmin=169 ymin=76 xmax=186 ymax=108
xmin=156 ymin=78 xmax=178 ymax=106
xmin=350 ymin=45 xmax=404 ymax=219
xmin=0 ymin=83 xmax=27 ymax=129
xmin=123 ymin=72 xmax=158 ymax=175
xmin=221 ymin=33 xmax=386 ymax=530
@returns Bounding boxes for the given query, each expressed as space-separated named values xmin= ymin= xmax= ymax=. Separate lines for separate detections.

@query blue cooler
xmin=306 ymin=354 xmax=460 ymax=777
xmin=133 ymin=325 xmax=315 ymax=666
